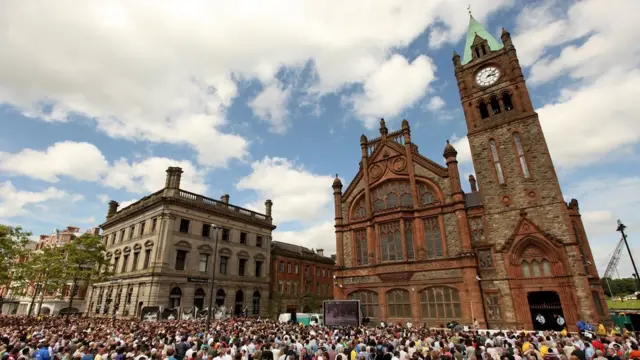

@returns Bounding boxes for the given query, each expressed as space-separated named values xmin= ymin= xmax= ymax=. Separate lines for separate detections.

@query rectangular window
xmin=113 ymin=257 xmax=120 ymax=273
xmin=405 ymin=221 xmax=415 ymax=260
xmin=305 ymin=283 xmax=310 ymax=293
xmin=151 ymin=218 xmax=157 ymax=232
xmin=179 ymin=219 xmax=190 ymax=233
xmin=202 ymin=224 xmax=210 ymax=237
xmin=489 ymin=139 xmax=505 ymax=184
xmin=293 ymin=282 xmax=298 ymax=295
xmin=222 ymin=228 xmax=230 ymax=241
xmin=256 ymin=236 xmax=263 ymax=247
xmin=286 ymin=282 xmax=291 ymax=295
xmin=143 ymin=249 xmax=151 ymax=269
xmin=129 ymin=226 xmax=135 ymax=239
xmin=132 ymin=252 xmax=139 ymax=271
xmin=354 ymin=229 xmax=368 ymax=266
xmin=240 ymin=232 xmax=247 ymax=245
xmin=470 ymin=217 xmax=484 ymax=243
xmin=255 ymin=261 xmax=263 ymax=277
xmin=120 ymin=230 xmax=125 ymax=243
xmin=380 ymin=222 xmax=402 ymax=262
xmin=139 ymin=222 xmax=145 ymax=235
xmin=321 ymin=269 xmax=326 ymax=277
xmin=219 ymin=256 xmax=229 ymax=275
xmin=486 ymin=294 xmax=501 ymax=320
xmin=279 ymin=281 xmax=284 ymax=294
xmin=121 ymin=255 xmax=129 ymax=273
xmin=287 ymin=263 xmax=292 ymax=273
xmin=478 ymin=249 xmax=493 ymax=269
xmin=199 ymin=254 xmax=209 ymax=272
xmin=279 ymin=261 xmax=285 ymax=272
xmin=175 ymin=250 xmax=187 ymax=270
xmin=305 ymin=265 xmax=310 ymax=276
xmin=424 ymin=217 xmax=443 ymax=259
xmin=294 ymin=264 xmax=299 ymax=274
xmin=238 ymin=258 xmax=247 ymax=276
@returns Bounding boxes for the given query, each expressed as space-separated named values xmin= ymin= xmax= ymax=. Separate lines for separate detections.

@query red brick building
xmin=331 ymin=16 xmax=608 ymax=331
xmin=270 ymin=241 xmax=335 ymax=315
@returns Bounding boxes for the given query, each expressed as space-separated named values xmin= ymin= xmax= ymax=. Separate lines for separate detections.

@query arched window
xmin=405 ymin=221 xmax=414 ymax=261
xmin=419 ymin=287 xmax=461 ymax=320
xmin=475 ymin=47 xmax=481 ymax=58
xmin=169 ymin=287 xmax=182 ymax=308
xmin=353 ymin=197 xmax=366 ymax=219
xmin=513 ymin=133 xmax=530 ymax=178
xmin=215 ymin=289 xmax=225 ymax=307
xmin=234 ymin=290 xmax=244 ymax=316
xmin=386 ymin=289 xmax=411 ymax=318
xmin=573 ymin=223 xmax=590 ymax=275
xmin=354 ymin=229 xmax=368 ymax=266
xmin=479 ymin=102 xmax=489 ymax=119
xmin=252 ymin=290 xmax=261 ymax=315
xmin=502 ymin=92 xmax=514 ymax=111
xmin=417 ymin=183 xmax=437 ymax=206
xmin=380 ymin=222 xmax=402 ymax=262
xmin=489 ymin=140 xmax=505 ymax=184
xmin=521 ymin=258 xmax=552 ymax=278
xmin=194 ymin=288 xmax=205 ymax=309
xmin=490 ymin=96 xmax=501 ymax=115
xmin=481 ymin=44 xmax=487 ymax=56
xmin=349 ymin=290 xmax=379 ymax=318
xmin=371 ymin=181 xmax=412 ymax=213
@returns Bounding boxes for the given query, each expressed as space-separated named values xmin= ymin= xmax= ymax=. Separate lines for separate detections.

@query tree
xmin=0 ymin=225 xmax=30 ymax=288
xmin=603 ymin=277 xmax=638 ymax=297
xmin=62 ymin=233 xmax=111 ymax=312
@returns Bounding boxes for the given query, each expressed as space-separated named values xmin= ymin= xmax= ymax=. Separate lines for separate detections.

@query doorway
xmin=235 ymin=290 xmax=244 ymax=316
xmin=528 ymin=291 xmax=565 ymax=331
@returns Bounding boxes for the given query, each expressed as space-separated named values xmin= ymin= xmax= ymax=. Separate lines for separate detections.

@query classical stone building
xmin=332 ymin=16 xmax=608 ymax=331
xmin=269 ymin=241 xmax=335 ymax=315
xmin=88 ymin=167 xmax=275 ymax=318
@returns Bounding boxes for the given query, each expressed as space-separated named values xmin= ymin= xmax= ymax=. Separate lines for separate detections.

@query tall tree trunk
xmin=27 ymin=284 xmax=39 ymax=317
xmin=67 ymin=277 xmax=77 ymax=313
xmin=36 ymin=273 xmax=49 ymax=317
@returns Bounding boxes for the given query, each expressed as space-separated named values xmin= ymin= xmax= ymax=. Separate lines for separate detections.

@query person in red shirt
xmin=591 ymin=339 xmax=604 ymax=353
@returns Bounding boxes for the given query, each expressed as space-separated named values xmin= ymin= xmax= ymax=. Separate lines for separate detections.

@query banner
xmin=162 ymin=307 xmax=179 ymax=320
xmin=140 ymin=306 xmax=160 ymax=322
xmin=182 ymin=307 xmax=196 ymax=320
xmin=197 ymin=307 xmax=208 ymax=319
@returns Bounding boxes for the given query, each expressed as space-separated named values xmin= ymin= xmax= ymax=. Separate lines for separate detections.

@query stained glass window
xmin=354 ymin=230 xmax=368 ymax=266
xmin=387 ymin=289 xmax=411 ymax=318
xmin=419 ymin=287 xmax=461 ymax=320
xmin=424 ymin=217 xmax=443 ymax=259
xmin=380 ymin=222 xmax=402 ymax=262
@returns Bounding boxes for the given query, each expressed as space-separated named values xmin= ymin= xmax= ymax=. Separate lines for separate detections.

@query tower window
xmin=481 ymin=44 xmax=487 ymax=56
xmin=489 ymin=139 xmax=505 ymax=184
xmin=475 ymin=47 xmax=481 ymax=58
xmin=502 ymin=92 xmax=514 ymax=111
xmin=479 ymin=102 xmax=489 ymax=119
xmin=513 ymin=133 xmax=530 ymax=178
xmin=490 ymin=96 xmax=501 ymax=115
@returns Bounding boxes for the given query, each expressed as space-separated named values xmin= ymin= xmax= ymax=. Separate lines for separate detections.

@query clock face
xmin=476 ymin=66 xmax=500 ymax=87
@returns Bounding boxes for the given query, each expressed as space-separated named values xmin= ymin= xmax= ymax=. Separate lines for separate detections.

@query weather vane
xmin=467 ymin=5 xmax=472 ymax=16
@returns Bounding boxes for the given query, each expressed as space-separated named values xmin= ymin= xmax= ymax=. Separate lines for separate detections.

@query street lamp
xmin=617 ymin=220 xmax=640 ymax=290
xmin=206 ymin=225 xmax=222 ymax=333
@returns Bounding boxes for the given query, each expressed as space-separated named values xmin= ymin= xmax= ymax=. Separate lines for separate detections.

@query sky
xmin=0 ymin=0 xmax=639 ymax=278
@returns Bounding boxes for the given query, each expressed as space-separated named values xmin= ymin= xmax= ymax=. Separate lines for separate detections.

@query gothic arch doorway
xmin=528 ymin=291 xmax=565 ymax=331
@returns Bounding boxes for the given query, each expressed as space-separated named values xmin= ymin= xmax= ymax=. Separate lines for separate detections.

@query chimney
xmin=165 ymin=166 xmax=183 ymax=189
xmin=316 ymin=248 xmax=324 ymax=257
xmin=107 ymin=200 xmax=119 ymax=217
xmin=221 ymin=194 xmax=230 ymax=204
xmin=469 ymin=174 xmax=478 ymax=192
xmin=265 ymin=199 xmax=273 ymax=218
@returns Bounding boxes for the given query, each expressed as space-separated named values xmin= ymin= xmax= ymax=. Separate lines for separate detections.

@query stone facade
xmin=269 ymin=242 xmax=335 ymax=316
xmin=87 ymin=167 xmax=275 ymax=318
xmin=332 ymin=18 xmax=608 ymax=331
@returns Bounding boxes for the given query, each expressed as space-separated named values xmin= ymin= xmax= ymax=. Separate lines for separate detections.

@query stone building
xmin=269 ymin=241 xmax=335 ymax=315
xmin=332 ymin=16 xmax=608 ymax=331
xmin=1 ymin=226 xmax=99 ymax=315
xmin=88 ymin=167 xmax=275 ymax=318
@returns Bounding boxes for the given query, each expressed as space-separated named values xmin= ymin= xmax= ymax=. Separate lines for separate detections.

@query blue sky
xmin=0 ymin=0 xmax=639 ymax=277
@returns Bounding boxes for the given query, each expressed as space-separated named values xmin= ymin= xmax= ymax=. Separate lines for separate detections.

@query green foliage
xmin=12 ymin=246 xmax=67 ymax=295
xmin=0 ymin=225 xmax=30 ymax=288
xmin=603 ymin=277 xmax=638 ymax=297
xmin=63 ymin=232 xmax=112 ymax=284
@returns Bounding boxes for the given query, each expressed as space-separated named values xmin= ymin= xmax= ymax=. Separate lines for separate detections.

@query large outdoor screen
xmin=323 ymin=300 xmax=360 ymax=327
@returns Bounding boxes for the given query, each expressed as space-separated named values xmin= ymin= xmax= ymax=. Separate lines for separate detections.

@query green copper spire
xmin=461 ymin=15 xmax=503 ymax=65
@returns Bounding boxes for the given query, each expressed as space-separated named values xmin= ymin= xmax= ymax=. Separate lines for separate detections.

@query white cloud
xmin=0 ymin=1 xmax=514 ymax=151
xmin=0 ymin=141 xmax=208 ymax=195
xmin=347 ymin=55 xmax=437 ymax=128
xmin=0 ymin=141 xmax=108 ymax=182
xmin=97 ymin=194 xmax=109 ymax=204
xmin=249 ymin=82 xmax=291 ymax=134
xmin=426 ymin=96 xmax=445 ymax=111
xmin=0 ymin=181 xmax=78 ymax=218
xmin=118 ymin=199 xmax=139 ymax=209
xmin=236 ymin=157 xmax=334 ymax=223
xmin=274 ymin=221 xmax=336 ymax=255
xmin=77 ymin=216 xmax=96 ymax=224
xmin=450 ymin=135 xmax=471 ymax=164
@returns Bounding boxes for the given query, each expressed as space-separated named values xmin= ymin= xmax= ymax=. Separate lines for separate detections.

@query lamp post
xmin=617 ymin=220 xmax=640 ymax=291
xmin=206 ymin=225 xmax=222 ymax=333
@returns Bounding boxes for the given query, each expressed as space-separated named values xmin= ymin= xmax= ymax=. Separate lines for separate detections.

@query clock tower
xmin=453 ymin=15 xmax=607 ymax=328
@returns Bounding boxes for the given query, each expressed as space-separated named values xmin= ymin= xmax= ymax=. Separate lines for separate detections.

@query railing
xmin=177 ymin=190 xmax=270 ymax=222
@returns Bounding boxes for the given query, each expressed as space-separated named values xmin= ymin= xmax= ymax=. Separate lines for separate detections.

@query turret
xmin=265 ymin=199 xmax=273 ymax=218
xmin=443 ymin=140 xmax=462 ymax=197
xmin=401 ymin=119 xmax=411 ymax=143
xmin=379 ymin=118 xmax=388 ymax=138
xmin=468 ymin=174 xmax=478 ymax=192
xmin=220 ymin=194 xmax=230 ymax=204
xmin=107 ymin=200 xmax=119 ymax=217
xmin=165 ymin=167 xmax=183 ymax=189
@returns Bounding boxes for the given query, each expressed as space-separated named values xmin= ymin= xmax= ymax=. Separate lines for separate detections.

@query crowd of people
xmin=1 ymin=316 xmax=638 ymax=360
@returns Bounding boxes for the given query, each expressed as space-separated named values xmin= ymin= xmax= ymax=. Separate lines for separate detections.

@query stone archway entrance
xmin=528 ymin=291 xmax=565 ymax=331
